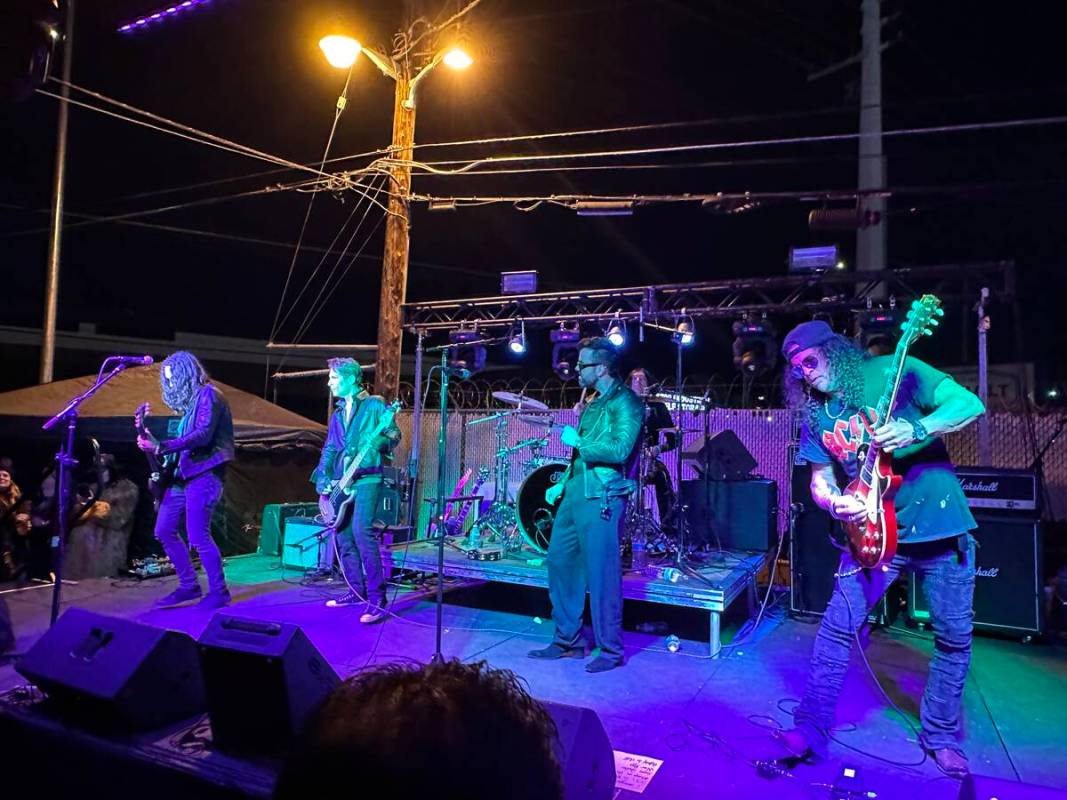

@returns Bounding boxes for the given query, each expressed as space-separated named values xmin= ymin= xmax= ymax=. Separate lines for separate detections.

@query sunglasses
xmin=790 ymin=354 xmax=821 ymax=379
xmin=575 ymin=362 xmax=601 ymax=370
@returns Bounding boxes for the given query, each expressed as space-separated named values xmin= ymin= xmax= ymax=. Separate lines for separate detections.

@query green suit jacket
xmin=563 ymin=380 xmax=644 ymax=500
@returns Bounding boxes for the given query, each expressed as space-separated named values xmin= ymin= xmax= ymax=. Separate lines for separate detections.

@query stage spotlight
xmin=448 ymin=329 xmax=486 ymax=377
xmin=550 ymin=324 xmax=581 ymax=380
xmin=605 ymin=313 xmax=626 ymax=347
xmin=671 ymin=316 xmax=695 ymax=347
xmin=507 ymin=320 xmax=527 ymax=354
xmin=857 ymin=307 xmax=902 ymax=356
xmin=731 ymin=318 xmax=777 ymax=376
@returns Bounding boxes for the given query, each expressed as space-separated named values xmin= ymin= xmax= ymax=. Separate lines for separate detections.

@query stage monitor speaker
xmin=197 ymin=614 xmax=340 ymax=755
xmin=283 ymin=517 xmax=333 ymax=572
xmin=540 ymin=700 xmax=616 ymax=800
xmin=260 ymin=502 xmax=318 ymax=556
xmin=679 ymin=478 xmax=777 ymax=551
xmin=910 ymin=513 xmax=1043 ymax=636
xmin=682 ymin=429 xmax=757 ymax=480
xmin=15 ymin=608 xmax=205 ymax=731
xmin=960 ymin=773 xmax=1067 ymax=800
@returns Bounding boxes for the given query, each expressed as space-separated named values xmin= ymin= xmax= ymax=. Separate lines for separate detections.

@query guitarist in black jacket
xmin=312 ymin=358 xmax=400 ymax=623
xmin=137 ymin=351 xmax=234 ymax=609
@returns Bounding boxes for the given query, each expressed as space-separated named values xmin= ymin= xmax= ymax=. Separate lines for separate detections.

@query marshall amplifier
xmin=955 ymin=467 xmax=1038 ymax=514
xmin=909 ymin=513 xmax=1043 ymax=637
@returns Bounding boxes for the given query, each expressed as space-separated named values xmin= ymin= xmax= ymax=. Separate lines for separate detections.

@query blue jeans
xmin=154 ymin=469 xmax=227 ymax=594
xmin=794 ymin=534 xmax=976 ymax=756
xmin=334 ymin=481 xmax=385 ymax=607
xmin=547 ymin=479 xmax=626 ymax=662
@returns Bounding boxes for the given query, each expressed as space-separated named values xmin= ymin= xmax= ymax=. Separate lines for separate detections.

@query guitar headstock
xmin=477 ymin=466 xmax=491 ymax=482
xmin=900 ymin=294 xmax=943 ymax=348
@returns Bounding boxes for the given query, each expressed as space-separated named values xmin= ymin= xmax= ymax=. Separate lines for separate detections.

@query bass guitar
xmin=134 ymin=402 xmax=175 ymax=509
xmin=842 ymin=294 xmax=943 ymax=568
xmin=318 ymin=400 xmax=402 ymax=529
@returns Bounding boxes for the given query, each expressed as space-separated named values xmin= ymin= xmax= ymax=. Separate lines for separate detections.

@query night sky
xmin=2 ymin=0 xmax=1066 ymax=396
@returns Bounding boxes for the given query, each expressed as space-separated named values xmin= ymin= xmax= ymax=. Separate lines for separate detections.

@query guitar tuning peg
xmin=923 ymin=329 xmax=934 ymax=335
xmin=936 ymin=308 xmax=945 ymax=316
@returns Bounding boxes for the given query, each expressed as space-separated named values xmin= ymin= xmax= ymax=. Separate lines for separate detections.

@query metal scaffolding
xmin=402 ymin=261 xmax=1015 ymax=331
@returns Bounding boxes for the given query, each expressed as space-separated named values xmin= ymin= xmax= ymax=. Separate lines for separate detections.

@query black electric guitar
xmin=134 ymin=402 xmax=176 ymax=508
xmin=318 ymin=400 xmax=402 ymax=529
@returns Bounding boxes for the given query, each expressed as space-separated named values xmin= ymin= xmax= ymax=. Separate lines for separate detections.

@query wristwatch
xmin=910 ymin=419 xmax=929 ymax=443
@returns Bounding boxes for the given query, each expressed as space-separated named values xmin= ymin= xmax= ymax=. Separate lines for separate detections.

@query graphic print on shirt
xmin=821 ymin=407 xmax=880 ymax=465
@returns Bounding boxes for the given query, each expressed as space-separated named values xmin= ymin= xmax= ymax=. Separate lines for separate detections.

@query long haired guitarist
xmin=777 ymin=316 xmax=984 ymax=779
xmin=136 ymin=351 xmax=234 ymax=609
xmin=311 ymin=358 xmax=400 ymax=623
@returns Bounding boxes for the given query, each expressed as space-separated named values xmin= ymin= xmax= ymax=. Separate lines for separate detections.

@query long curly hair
xmin=783 ymin=334 xmax=869 ymax=431
xmin=160 ymin=351 xmax=208 ymax=414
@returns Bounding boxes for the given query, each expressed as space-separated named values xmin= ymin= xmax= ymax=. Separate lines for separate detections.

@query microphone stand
xmin=429 ymin=347 xmax=452 ymax=664
xmin=41 ymin=358 xmax=130 ymax=625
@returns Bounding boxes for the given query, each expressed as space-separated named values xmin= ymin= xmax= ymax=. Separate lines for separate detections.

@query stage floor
xmin=2 ymin=553 xmax=1066 ymax=799
xmin=388 ymin=539 xmax=768 ymax=656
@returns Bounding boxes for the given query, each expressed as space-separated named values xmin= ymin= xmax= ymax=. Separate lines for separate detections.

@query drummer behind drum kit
xmin=448 ymin=390 xmax=567 ymax=560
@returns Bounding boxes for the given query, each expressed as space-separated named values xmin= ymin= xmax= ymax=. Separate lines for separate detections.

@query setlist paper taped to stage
xmin=613 ymin=750 xmax=663 ymax=792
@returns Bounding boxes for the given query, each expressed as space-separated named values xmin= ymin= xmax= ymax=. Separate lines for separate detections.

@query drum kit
xmin=441 ymin=388 xmax=712 ymax=566
xmin=457 ymin=391 xmax=567 ymax=557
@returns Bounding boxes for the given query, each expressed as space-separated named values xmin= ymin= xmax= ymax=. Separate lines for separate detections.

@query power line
xmin=45 ymin=78 xmax=331 ymax=178
xmin=0 ymin=200 xmax=493 ymax=277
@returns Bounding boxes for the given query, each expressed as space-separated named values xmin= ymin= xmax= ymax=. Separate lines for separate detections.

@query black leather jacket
xmin=311 ymin=393 xmax=401 ymax=490
xmin=563 ymin=380 xmax=644 ymax=500
xmin=157 ymin=384 xmax=235 ymax=480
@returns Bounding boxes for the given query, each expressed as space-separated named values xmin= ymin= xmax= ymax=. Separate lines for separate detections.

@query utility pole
xmin=40 ymin=0 xmax=75 ymax=384
xmin=375 ymin=74 xmax=415 ymax=401
xmin=857 ymin=0 xmax=888 ymax=285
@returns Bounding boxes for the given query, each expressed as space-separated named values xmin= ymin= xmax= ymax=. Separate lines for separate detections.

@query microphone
xmin=112 ymin=355 xmax=154 ymax=366
xmin=442 ymin=366 xmax=471 ymax=379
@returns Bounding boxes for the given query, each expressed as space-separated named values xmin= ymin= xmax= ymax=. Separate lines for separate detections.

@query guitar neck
xmin=858 ymin=344 xmax=912 ymax=486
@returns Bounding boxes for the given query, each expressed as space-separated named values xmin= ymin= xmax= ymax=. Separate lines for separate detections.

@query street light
xmin=319 ymin=27 xmax=474 ymax=400
xmin=443 ymin=46 xmax=473 ymax=70
xmin=318 ymin=35 xmax=361 ymax=69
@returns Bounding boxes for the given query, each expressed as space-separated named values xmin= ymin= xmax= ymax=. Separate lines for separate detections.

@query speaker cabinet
xmin=259 ymin=502 xmax=319 ymax=556
xmin=679 ymin=478 xmax=777 ymax=551
xmin=282 ymin=517 xmax=332 ymax=572
xmin=681 ymin=429 xmax=757 ymax=479
xmin=910 ymin=513 xmax=1043 ymax=636
xmin=540 ymin=700 xmax=616 ymax=800
xmin=15 ymin=608 xmax=205 ymax=731
xmin=197 ymin=615 xmax=340 ymax=754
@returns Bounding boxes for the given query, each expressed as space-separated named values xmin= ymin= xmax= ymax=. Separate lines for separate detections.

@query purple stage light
xmin=117 ymin=0 xmax=215 ymax=33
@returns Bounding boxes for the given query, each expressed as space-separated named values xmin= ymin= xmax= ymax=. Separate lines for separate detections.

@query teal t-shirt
xmin=798 ymin=355 xmax=976 ymax=544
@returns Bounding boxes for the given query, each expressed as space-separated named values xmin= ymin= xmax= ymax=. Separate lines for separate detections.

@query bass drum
xmin=516 ymin=462 xmax=569 ymax=554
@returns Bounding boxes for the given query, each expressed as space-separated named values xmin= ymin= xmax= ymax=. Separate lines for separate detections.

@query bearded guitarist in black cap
xmin=776 ymin=319 xmax=984 ymax=778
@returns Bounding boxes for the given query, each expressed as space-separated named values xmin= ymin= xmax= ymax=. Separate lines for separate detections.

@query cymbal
xmin=517 ymin=413 xmax=559 ymax=428
xmin=492 ymin=391 xmax=549 ymax=411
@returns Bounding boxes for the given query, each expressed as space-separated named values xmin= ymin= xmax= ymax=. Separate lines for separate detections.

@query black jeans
xmin=334 ymin=481 xmax=386 ymax=607
xmin=794 ymin=534 xmax=976 ymax=755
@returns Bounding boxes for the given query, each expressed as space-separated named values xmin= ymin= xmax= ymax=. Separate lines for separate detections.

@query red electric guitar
xmin=842 ymin=294 xmax=943 ymax=569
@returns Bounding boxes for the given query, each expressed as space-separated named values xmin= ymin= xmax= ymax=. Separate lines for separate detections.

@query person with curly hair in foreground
xmin=274 ymin=659 xmax=563 ymax=800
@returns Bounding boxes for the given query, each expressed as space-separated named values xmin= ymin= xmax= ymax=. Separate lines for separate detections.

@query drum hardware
xmin=467 ymin=546 xmax=504 ymax=562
